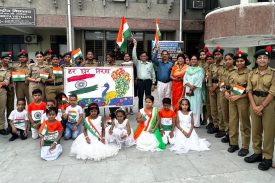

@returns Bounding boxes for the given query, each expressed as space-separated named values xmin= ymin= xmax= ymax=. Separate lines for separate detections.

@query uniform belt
xmin=158 ymin=80 xmax=170 ymax=83
xmin=45 ymin=82 xmax=63 ymax=86
xmin=212 ymin=78 xmax=219 ymax=83
xmin=252 ymin=91 xmax=269 ymax=97
xmin=137 ymin=79 xmax=151 ymax=81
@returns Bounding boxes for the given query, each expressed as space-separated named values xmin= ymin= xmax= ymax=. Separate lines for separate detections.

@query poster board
xmin=152 ymin=41 xmax=184 ymax=60
xmin=64 ymin=67 xmax=134 ymax=108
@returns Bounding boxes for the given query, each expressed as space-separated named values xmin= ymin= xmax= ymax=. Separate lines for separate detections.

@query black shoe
xmin=244 ymin=153 xmax=262 ymax=163
xmin=221 ymin=135 xmax=229 ymax=143
xmin=215 ymin=130 xmax=226 ymax=138
xmin=0 ymin=129 xmax=9 ymax=135
xmin=206 ymin=123 xmax=214 ymax=129
xmin=9 ymin=135 xmax=18 ymax=141
xmin=228 ymin=145 xmax=239 ymax=153
xmin=207 ymin=127 xmax=219 ymax=134
xmin=258 ymin=159 xmax=272 ymax=171
xmin=238 ymin=148 xmax=249 ymax=157
xmin=201 ymin=120 xmax=207 ymax=125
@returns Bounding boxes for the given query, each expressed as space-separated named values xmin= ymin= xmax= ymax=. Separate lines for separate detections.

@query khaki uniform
xmin=201 ymin=62 xmax=213 ymax=123
xmin=84 ymin=60 xmax=97 ymax=67
xmin=5 ymin=66 xmax=14 ymax=119
xmin=0 ymin=67 xmax=10 ymax=130
xmin=247 ymin=67 xmax=275 ymax=159
xmin=208 ymin=61 xmax=224 ymax=129
xmin=27 ymin=63 xmax=49 ymax=102
xmin=45 ymin=66 xmax=64 ymax=101
xmin=228 ymin=68 xmax=250 ymax=149
xmin=13 ymin=63 xmax=30 ymax=103
xmin=219 ymin=67 xmax=236 ymax=134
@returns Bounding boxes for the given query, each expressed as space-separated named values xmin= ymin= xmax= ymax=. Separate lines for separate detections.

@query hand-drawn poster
xmin=64 ymin=67 xmax=134 ymax=108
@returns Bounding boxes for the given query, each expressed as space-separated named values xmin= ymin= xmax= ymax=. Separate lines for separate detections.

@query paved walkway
xmin=0 ymin=92 xmax=274 ymax=183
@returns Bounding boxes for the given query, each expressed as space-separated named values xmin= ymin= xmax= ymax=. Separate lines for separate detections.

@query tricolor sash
xmin=84 ymin=117 xmax=103 ymax=142
xmin=134 ymin=107 xmax=158 ymax=139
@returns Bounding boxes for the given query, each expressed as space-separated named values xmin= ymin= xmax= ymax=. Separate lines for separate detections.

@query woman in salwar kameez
xmin=184 ymin=55 xmax=205 ymax=127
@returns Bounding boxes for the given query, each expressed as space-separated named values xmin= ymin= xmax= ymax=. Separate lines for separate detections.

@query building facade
xmin=0 ymin=0 xmax=219 ymax=61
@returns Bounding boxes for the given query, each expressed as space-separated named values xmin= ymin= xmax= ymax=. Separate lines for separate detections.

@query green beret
xmin=254 ymin=46 xmax=272 ymax=58
xmin=234 ymin=50 xmax=250 ymax=66
xmin=199 ymin=46 xmax=209 ymax=54
xmin=1 ymin=52 xmax=12 ymax=59
xmin=212 ymin=46 xmax=224 ymax=55
xmin=17 ymin=50 xmax=28 ymax=57
xmin=62 ymin=51 xmax=72 ymax=58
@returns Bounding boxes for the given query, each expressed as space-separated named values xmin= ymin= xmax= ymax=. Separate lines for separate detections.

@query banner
xmin=64 ymin=67 xmax=134 ymax=108
xmin=152 ymin=41 xmax=184 ymax=60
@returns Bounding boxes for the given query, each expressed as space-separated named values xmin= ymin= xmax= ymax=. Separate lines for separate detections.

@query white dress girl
xmin=70 ymin=116 xmax=119 ymax=161
xmin=106 ymin=119 xmax=135 ymax=148
xmin=170 ymin=111 xmax=210 ymax=154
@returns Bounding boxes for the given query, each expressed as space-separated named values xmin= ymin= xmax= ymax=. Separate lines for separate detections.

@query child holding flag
xmin=39 ymin=107 xmax=63 ymax=161
xmin=63 ymin=94 xmax=83 ymax=140
xmin=70 ymin=103 xmax=119 ymax=161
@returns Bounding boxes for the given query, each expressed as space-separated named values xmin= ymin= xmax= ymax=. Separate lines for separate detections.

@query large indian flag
xmin=12 ymin=71 xmax=26 ymax=81
xmin=72 ymin=48 xmax=83 ymax=61
xmin=232 ymin=84 xmax=245 ymax=95
xmin=154 ymin=18 xmax=161 ymax=47
xmin=53 ymin=67 xmax=63 ymax=78
xmin=116 ymin=16 xmax=131 ymax=53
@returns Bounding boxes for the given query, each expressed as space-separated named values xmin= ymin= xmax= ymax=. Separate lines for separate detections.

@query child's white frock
xmin=106 ymin=119 xmax=135 ymax=148
xmin=170 ymin=111 xmax=210 ymax=154
xmin=70 ymin=116 xmax=119 ymax=161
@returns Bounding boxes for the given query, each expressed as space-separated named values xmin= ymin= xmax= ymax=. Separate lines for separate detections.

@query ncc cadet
xmin=83 ymin=50 xmax=97 ymax=67
xmin=13 ymin=50 xmax=30 ymax=103
xmin=60 ymin=52 xmax=74 ymax=68
xmin=198 ymin=46 xmax=210 ymax=125
xmin=44 ymin=54 xmax=64 ymax=101
xmin=204 ymin=52 xmax=214 ymax=129
xmin=0 ymin=52 xmax=11 ymax=135
xmin=44 ymin=49 xmax=53 ymax=66
xmin=218 ymin=53 xmax=236 ymax=141
xmin=27 ymin=51 xmax=49 ymax=101
xmin=1 ymin=52 xmax=14 ymax=121
xmin=244 ymin=46 xmax=275 ymax=171
xmin=207 ymin=46 xmax=224 ymax=135
xmin=226 ymin=50 xmax=251 ymax=157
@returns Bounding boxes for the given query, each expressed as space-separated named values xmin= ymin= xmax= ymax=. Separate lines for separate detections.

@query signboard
xmin=64 ymin=67 xmax=134 ymax=108
xmin=0 ymin=7 xmax=35 ymax=26
xmin=152 ymin=41 xmax=184 ymax=60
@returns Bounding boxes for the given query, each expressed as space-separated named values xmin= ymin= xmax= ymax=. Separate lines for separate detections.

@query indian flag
xmin=154 ymin=18 xmax=161 ymax=47
xmin=53 ymin=67 xmax=63 ymax=78
xmin=72 ymin=48 xmax=83 ymax=61
xmin=40 ymin=72 xmax=49 ymax=79
xmin=41 ymin=124 xmax=48 ymax=136
xmin=12 ymin=71 xmax=26 ymax=82
xmin=116 ymin=16 xmax=131 ymax=53
xmin=62 ymin=95 xmax=68 ymax=104
xmin=232 ymin=84 xmax=245 ymax=95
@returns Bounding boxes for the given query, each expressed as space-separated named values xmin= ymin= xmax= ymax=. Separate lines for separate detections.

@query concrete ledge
xmin=204 ymin=2 xmax=275 ymax=47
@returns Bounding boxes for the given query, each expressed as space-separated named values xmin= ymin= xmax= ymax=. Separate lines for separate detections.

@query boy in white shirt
xmin=63 ymin=94 xmax=83 ymax=140
xmin=9 ymin=99 xmax=29 ymax=141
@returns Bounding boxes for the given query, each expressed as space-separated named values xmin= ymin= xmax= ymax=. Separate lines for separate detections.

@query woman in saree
xmin=170 ymin=54 xmax=189 ymax=111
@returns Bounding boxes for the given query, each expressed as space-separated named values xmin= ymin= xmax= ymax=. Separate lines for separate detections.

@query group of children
xmin=8 ymin=88 xmax=210 ymax=161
